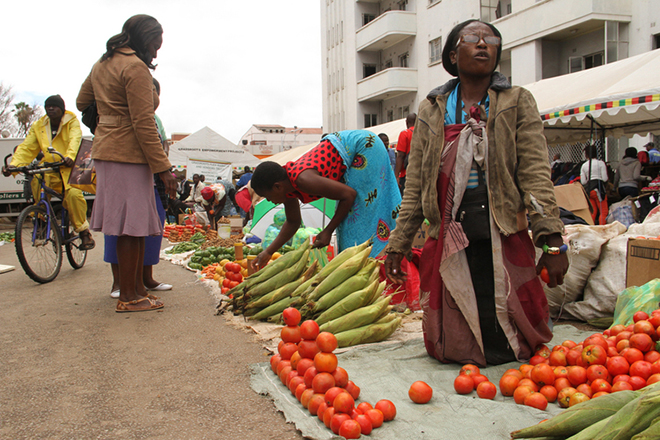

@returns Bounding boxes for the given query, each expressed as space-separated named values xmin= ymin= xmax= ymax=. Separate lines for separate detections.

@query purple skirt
xmin=91 ymin=160 xmax=163 ymax=237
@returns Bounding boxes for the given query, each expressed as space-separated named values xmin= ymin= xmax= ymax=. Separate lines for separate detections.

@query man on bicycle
xmin=2 ymin=95 xmax=95 ymax=250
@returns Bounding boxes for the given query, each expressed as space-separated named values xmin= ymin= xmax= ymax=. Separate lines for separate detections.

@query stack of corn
xmin=223 ymin=239 xmax=402 ymax=348
xmin=510 ymin=381 xmax=660 ymax=439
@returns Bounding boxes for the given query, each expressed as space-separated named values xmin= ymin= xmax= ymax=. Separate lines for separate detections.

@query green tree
xmin=0 ymin=83 xmax=15 ymax=137
xmin=14 ymin=102 xmax=41 ymax=137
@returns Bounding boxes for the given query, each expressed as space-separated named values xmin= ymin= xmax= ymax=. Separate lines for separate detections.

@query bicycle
xmin=3 ymin=148 xmax=87 ymax=283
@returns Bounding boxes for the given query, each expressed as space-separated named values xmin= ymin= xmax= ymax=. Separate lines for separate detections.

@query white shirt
xmin=580 ymin=159 xmax=608 ymax=183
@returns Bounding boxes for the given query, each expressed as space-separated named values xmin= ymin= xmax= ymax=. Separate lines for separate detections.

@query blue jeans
xmin=618 ymin=186 xmax=639 ymax=198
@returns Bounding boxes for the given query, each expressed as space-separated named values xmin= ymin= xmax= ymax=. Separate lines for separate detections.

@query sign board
xmin=186 ymin=158 xmax=232 ymax=182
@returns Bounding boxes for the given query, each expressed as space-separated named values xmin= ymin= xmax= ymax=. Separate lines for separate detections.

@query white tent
xmin=169 ymin=126 xmax=262 ymax=174
xmin=524 ymin=49 xmax=660 ymax=146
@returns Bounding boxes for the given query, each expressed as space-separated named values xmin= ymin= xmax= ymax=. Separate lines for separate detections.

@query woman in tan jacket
xmin=77 ymin=14 xmax=176 ymax=313
xmin=384 ymin=20 xmax=568 ymax=366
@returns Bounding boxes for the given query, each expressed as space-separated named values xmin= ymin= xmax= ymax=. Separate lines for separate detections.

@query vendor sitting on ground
xmin=200 ymin=183 xmax=226 ymax=230
xmin=250 ymin=130 xmax=401 ymax=269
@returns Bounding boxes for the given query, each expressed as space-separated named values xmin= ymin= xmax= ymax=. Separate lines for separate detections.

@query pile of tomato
xmin=454 ymin=309 xmax=660 ymax=411
xmin=270 ymin=308 xmax=396 ymax=439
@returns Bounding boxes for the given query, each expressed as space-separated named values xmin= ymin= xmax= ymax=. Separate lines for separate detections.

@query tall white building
xmin=321 ymin=0 xmax=660 ymax=133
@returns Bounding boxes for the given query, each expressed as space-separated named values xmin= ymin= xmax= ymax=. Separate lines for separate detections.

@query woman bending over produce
xmin=384 ymin=20 xmax=568 ymax=366
xmin=250 ymin=130 xmax=401 ymax=268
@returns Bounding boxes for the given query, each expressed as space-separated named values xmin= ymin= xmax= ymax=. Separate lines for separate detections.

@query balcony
xmin=356 ymin=11 xmax=416 ymax=52
xmin=357 ymin=68 xmax=417 ymax=102
xmin=494 ymin=0 xmax=631 ymax=49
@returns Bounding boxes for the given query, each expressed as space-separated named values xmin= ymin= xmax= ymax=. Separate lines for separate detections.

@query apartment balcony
xmin=356 ymin=11 xmax=416 ymax=52
xmin=494 ymin=0 xmax=631 ymax=49
xmin=357 ymin=68 xmax=417 ymax=102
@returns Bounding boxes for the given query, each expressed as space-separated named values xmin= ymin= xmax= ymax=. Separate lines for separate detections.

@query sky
xmin=0 ymin=0 xmax=322 ymax=144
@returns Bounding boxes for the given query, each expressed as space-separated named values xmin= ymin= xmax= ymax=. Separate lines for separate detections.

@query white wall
xmin=511 ymin=40 xmax=542 ymax=85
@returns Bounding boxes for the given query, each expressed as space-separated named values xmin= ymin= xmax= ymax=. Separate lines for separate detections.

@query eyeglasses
xmin=457 ymin=34 xmax=501 ymax=47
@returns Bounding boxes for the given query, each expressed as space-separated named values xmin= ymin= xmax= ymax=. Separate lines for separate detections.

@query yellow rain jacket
xmin=10 ymin=111 xmax=89 ymax=232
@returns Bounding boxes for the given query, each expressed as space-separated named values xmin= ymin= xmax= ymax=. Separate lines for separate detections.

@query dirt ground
xmin=0 ymin=221 xmax=302 ymax=440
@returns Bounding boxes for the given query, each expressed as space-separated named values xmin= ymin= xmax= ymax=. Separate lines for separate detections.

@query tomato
xmin=338 ymin=419 xmax=360 ymax=439
xmin=288 ymin=376 xmax=305 ymax=395
xmin=333 ymin=392 xmax=355 ymax=414
xmin=524 ymin=392 xmax=548 ymax=410
xmin=296 ymin=357 xmax=314 ymax=376
xmin=499 ymin=374 xmax=520 ymax=396
xmin=513 ymin=385 xmax=535 ymax=405
xmin=606 ymin=356 xmax=630 ymax=377
xmin=303 ymin=366 xmax=317 ymax=388
xmin=222 ymin=278 xmax=232 ymax=288
xmin=332 ymin=366 xmax=349 ymax=388
xmin=568 ymin=392 xmax=590 ymax=407
xmin=356 ymin=402 xmax=373 ymax=413
xmin=300 ymin=320 xmax=320 ymax=340
xmin=630 ymin=333 xmax=654 ymax=352
xmin=611 ymin=381 xmax=633 ymax=392
xmin=282 ymin=307 xmax=302 ymax=326
xmin=591 ymin=378 xmax=612 ymax=394
xmin=228 ymin=280 xmax=239 ymax=288
xmin=364 ymin=408 xmax=384 ymax=428
xmin=279 ymin=342 xmax=298 ymax=361
xmin=281 ymin=325 xmax=302 ymax=344
xmin=633 ymin=311 xmax=650 ymax=322
xmin=476 ymin=381 xmax=497 ymax=400
xmin=312 ymin=372 xmax=335 ymax=394
xmin=557 ymin=387 xmax=577 ymax=408
xmin=454 ymin=374 xmax=475 ymax=394
xmin=295 ymin=383 xmax=307 ymax=402
xmin=353 ymin=414 xmax=373 ymax=435
xmin=345 ymin=381 xmax=361 ymax=400
xmin=472 ymin=374 xmax=489 ymax=387
xmin=289 ymin=351 xmax=301 ymax=370
xmin=581 ymin=345 xmax=607 ymax=366
xmin=322 ymin=406 xmax=336 ymax=428
xmin=647 ymin=373 xmax=660 ymax=386
xmin=460 ymin=364 xmax=480 ymax=376
xmin=409 ymin=381 xmax=433 ymax=404
xmin=583 ymin=334 xmax=609 ymax=350
xmin=308 ymin=393 xmax=326 ymax=416
xmin=297 ymin=339 xmax=320 ymax=359
xmin=567 ymin=366 xmax=588 ymax=387
xmin=330 ymin=413 xmax=351 ymax=435
xmin=586 ymin=365 xmax=609 ymax=383
xmin=270 ymin=354 xmax=282 ymax=373
xmin=313 ymin=352 xmax=338 ymax=373
xmin=623 ymin=347 xmax=645 ymax=364
xmin=576 ymin=383 xmax=593 ymax=398
xmin=629 ymin=360 xmax=653 ymax=380
xmin=629 ymin=375 xmax=648 ymax=390
xmin=549 ymin=352 xmax=568 ymax=367
xmin=316 ymin=332 xmax=338 ymax=353
xmin=374 ymin=399 xmax=396 ymax=421
xmin=540 ymin=385 xmax=558 ymax=403
xmin=634 ymin=320 xmax=657 ymax=339
xmin=540 ymin=267 xmax=550 ymax=283
xmin=531 ymin=364 xmax=556 ymax=387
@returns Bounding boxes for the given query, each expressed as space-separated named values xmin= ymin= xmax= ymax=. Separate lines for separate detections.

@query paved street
xmin=0 ymin=224 xmax=302 ymax=440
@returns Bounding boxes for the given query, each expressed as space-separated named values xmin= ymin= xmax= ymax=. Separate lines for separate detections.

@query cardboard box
xmin=626 ymin=238 xmax=660 ymax=287
xmin=554 ymin=183 xmax=594 ymax=225
xmin=178 ymin=214 xmax=186 ymax=225
xmin=411 ymin=222 xmax=430 ymax=249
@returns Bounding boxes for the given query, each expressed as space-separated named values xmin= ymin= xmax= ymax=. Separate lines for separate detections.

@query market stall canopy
xmin=168 ymin=126 xmax=262 ymax=170
xmin=524 ymin=49 xmax=660 ymax=146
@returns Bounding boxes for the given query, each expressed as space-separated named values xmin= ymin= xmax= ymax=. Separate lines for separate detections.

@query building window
xmin=429 ymin=37 xmax=442 ymax=63
xmin=363 ymin=64 xmax=377 ymax=78
xmin=568 ymin=56 xmax=583 ymax=73
xmin=654 ymin=33 xmax=660 ymax=50
xmin=387 ymin=110 xmax=394 ymax=122
xmin=363 ymin=14 xmax=376 ymax=26
xmin=584 ymin=52 xmax=604 ymax=70
xmin=398 ymin=0 xmax=408 ymax=10
xmin=480 ymin=0 xmax=499 ymax=22
xmin=399 ymin=52 xmax=409 ymax=68
xmin=364 ymin=114 xmax=378 ymax=128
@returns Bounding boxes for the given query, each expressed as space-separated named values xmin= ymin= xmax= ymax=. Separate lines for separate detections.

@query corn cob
xmin=309 ymin=259 xmax=379 ymax=314
xmin=244 ymin=241 xmax=311 ymax=286
xmin=245 ymin=260 xmax=318 ymax=309
xmin=314 ymin=240 xmax=371 ymax=281
xmin=246 ymin=276 xmax=306 ymax=310
xmin=320 ymin=294 xmax=392 ymax=335
xmin=315 ymin=280 xmax=381 ymax=326
xmin=251 ymin=295 xmax=299 ymax=321
xmin=373 ymin=307 xmax=395 ymax=324
xmin=306 ymin=246 xmax=372 ymax=302
xmin=566 ymin=415 xmax=612 ymax=440
xmin=244 ymin=249 xmax=310 ymax=300
xmin=511 ymin=390 xmax=639 ymax=439
xmin=592 ymin=389 xmax=660 ymax=440
xmin=631 ymin=416 xmax=660 ymax=440
xmin=335 ymin=315 xmax=401 ymax=348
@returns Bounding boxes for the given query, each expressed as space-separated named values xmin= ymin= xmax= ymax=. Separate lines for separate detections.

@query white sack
xmin=544 ymin=222 xmax=627 ymax=318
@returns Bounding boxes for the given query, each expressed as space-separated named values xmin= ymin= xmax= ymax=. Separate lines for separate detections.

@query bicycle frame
xmin=30 ymin=171 xmax=79 ymax=247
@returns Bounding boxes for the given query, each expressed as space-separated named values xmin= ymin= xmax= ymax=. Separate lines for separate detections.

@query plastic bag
xmin=606 ymin=197 xmax=635 ymax=228
xmin=612 ymin=279 xmax=660 ymax=327
xmin=262 ymin=225 xmax=282 ymax=249
xmin=292 ymin=227 xmax=321 ymax=249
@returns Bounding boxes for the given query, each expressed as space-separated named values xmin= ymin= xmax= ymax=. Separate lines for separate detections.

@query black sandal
xmin=79 ymin=230 xmax=96 ymax=250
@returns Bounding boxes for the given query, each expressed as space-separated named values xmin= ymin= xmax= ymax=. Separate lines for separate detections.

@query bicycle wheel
xmin=15 ymin=205 xmax=62 ymax=283
xmin=65 ymin=221 xmax=87 ymax=269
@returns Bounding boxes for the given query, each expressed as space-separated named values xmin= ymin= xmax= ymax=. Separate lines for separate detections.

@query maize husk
xmin=315 ymin=280 xmax=381 ymax=326
xmin=244 ymin=249 xmax=310 ymax=300
xmin=248 ymin=241 xmax=310 ymax=284
xmin=631 ymin=416 xmax=660 ymax=440
xmin=566 ymin=415 xmax=612 ymax=440
xmin=310 ymin=260 xmax=379 ymax=314
xmin=314 ymin=240 xmax=371 ymax=281
xmin=246 ymin=276 xmax=306 ymax=310
xmin=511 ymin=390 xmax=639 ymax=438
xmin=251 ymin=295 xmax=299 ymax=321
xmin=307 ymin=246 xmax=372 ymax=302
xmin=373 ymin=307 xmax=396 ymax=324
xmin=320 ymin=294 xmax=392 ymax=334
xmin=592 ymin=390 xmax=660 ymax=440
xmin=335 ymin=315 xmax=401 ymax=348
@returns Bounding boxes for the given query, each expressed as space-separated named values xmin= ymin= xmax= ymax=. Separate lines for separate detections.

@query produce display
xmin=269 ymin=308 xmax=397 ymax=438
xmin=0 ymin=231 xmax=15 ymax=242
xmin=223 ymin=240 xmax=403 ymax=347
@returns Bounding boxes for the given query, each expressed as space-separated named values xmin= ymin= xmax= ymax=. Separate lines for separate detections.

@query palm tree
xmin=14 ymin=102 xmax=41 ymax=137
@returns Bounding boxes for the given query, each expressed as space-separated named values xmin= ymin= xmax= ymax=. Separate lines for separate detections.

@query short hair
xmin=153 ymin=78 xmax=161 ymax=95
xmin=244 ymin=166 xmax=251 ymax=173
xmin=378 ymin=133 xmax=389 ymax=143
xmin=102 ymin=14 xmax=163 ymax=69
xmin=624 ymin=147 xmax=638 ymax=159
xmin=192 ymin=174 xmax=199 ymax=179
xmin=442 ymin=19 xmax=502 ymax=77
xmin=584 ymin=145 xmax=598 ymax=158
xmin=251 ymin=161 xmax=288 ymax=194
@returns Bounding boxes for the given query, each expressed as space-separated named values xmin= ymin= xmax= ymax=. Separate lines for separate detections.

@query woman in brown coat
xmin=77 ymin=14 xmax=176 ymax=312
